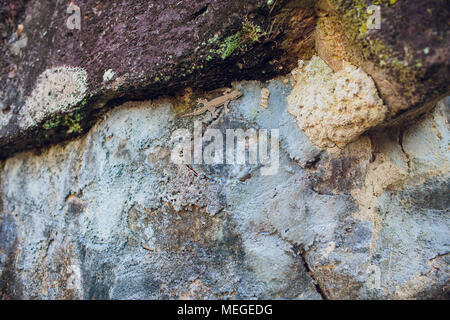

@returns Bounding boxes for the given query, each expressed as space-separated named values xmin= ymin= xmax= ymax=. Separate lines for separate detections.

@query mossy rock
xmin=318 ymin=0 xmax=449 ymax=119
xmin=0 ymin=0 xmax=316 ymax=159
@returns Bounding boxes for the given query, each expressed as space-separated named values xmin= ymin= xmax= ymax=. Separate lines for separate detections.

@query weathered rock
xmin=0 ymin=75 xmax=448 ymax=299
xmin=306 ymin=97 xmax=450 ymax=299
xmin=0 ymin=0 xmax=449 ymax=301
xmin=2 ymin=0 xmax=449 ymax=159
xmin=287 ymin=56 xmax=387 ymax=148
xmin=0 ymin=79 xmax=322 ymax=299
xmin=316 ymin=0 xmax=450 ymax=121
xmin=0 ymin=0 xmax=316 ymax=159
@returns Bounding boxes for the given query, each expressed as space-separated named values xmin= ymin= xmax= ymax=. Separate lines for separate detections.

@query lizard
xmin=182 ymin=88 xmax=242 ymax=118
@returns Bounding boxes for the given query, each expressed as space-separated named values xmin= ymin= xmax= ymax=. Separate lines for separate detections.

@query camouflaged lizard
xmin=182 ymin=88 xmax=242 ymax=118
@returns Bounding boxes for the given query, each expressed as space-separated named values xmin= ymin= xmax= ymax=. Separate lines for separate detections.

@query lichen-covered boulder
xmin=0 ymin=0 xmax=316 ymax=159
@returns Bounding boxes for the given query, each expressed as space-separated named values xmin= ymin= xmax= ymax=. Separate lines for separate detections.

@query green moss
xmin=371 ymin=0 xmax=396 ymax=6
xmin=43 ymin=118 xmax=61 ymax=130
xmin=209 ymin=18 xmax=266 ymax=60
xmin=335 ymin=0 xmax=398 ymax=38
xmin=391 ymin=58 xmax=401 ymax=67
xmin=208 ymin=33 xmax=219 ymax=44
xmin=327 ymin=0 xmax=426 ymax=99
xmin=43 ymin=111 xmax=83 ymax=135
xmin=64 ymin=112 xmax=83 ymax=134
xmin=345 ymin=0 xmax=369 ymax=36
xmin=218 ymin=32 xmax=243 ymax=60
xmin=241 ymin=18 xmax=266 ymax=43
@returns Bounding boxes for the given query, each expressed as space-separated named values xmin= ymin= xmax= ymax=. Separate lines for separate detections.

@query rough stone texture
xmin=307 ymin=97 xmax=450 ymax=299
xmin=317 ymin=0 xmax=450 ymax=120
xmin=1 ymin=0 xmax=449 ymax=159
xmin=287 ymin=55 xmax=387 ymax=148
xmin=19 ymin=67 xmax=88 ymax=129
xmin=0 ymin=79 xmax=321 ymax=299
xmin=0 ymin=0 xmax=316 ymax=158
xmin=0 ymin=75 xmax=448 ymax=299
xmin=0 ymin=1 xmax=449 ymax=301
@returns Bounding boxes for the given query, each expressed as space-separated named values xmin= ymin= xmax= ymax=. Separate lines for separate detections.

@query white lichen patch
xmin=20 ymin=67 xmax=88 ymax=128
xmin=103 ymin=69 xmax=115 ymax=82
xmin=287 ymin=56 xmax=387 ymax=148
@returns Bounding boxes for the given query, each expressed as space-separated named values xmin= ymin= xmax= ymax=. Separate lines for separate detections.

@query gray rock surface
xmin=1 ymin=77 xmax=448 ymax=299
xmin=1 ymin=0 xmax=449 ymax=301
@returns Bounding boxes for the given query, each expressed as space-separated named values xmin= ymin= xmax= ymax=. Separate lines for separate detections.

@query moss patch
xmin=209 ymin=18 xmax=267 ymax=60
xmin=43 ymin=111 xmax=84 ymax=135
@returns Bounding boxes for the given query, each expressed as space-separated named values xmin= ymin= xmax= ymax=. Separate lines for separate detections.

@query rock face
xmin=317 ymin=0 xmax=450 ymax=117
xmin=0 ymin=0 xmax=316 ymax=158
xmin=0 ymin=78 xmax=448 ymax=299
xmin=0 ymin=0 xmax=449 ymax=300
xmin=287 ymin=56 xmax=387 ymax=148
